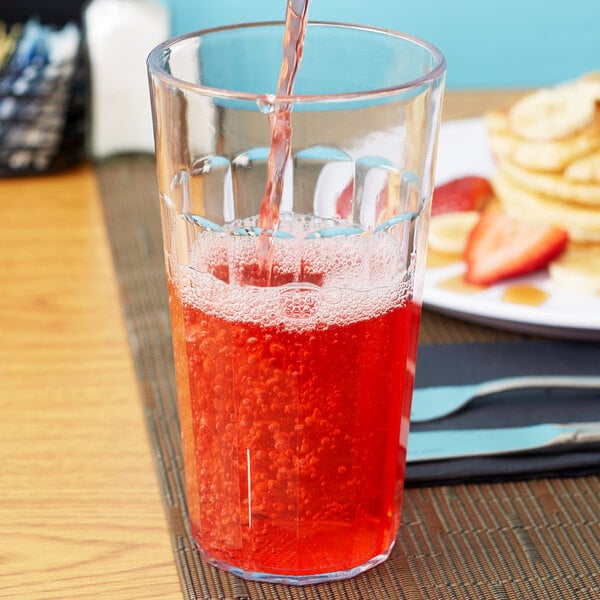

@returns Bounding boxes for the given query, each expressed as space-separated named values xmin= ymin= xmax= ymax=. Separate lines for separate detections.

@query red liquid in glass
xmin=167 ymin=0 xmax=418 ymax=579
xmin=167 ymin=236 xmax=415 ymax=575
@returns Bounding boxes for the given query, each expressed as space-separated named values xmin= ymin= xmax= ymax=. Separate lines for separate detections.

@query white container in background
xmin=85 ymin=0 xmax=170 ymax=158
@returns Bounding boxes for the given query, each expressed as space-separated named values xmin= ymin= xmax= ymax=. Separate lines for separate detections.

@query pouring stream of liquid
xmin=257 ymin=0 xmax=311 ymax=282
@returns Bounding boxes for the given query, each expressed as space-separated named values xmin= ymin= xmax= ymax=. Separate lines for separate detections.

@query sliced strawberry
xmin=432 ymin=176 xmax=494 ymax=217
xmin=464 ymin=211 xmax=568 ymax=285
xmin=335 ymin=180 xmax=353 ymax=219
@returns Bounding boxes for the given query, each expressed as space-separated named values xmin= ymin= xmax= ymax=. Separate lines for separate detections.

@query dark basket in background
xmin=0 ymin=2 xmax=88 ymax=176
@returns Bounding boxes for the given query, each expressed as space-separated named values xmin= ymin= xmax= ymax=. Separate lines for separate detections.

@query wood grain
xmin=0 ymin=166 xmax=181 ymax=598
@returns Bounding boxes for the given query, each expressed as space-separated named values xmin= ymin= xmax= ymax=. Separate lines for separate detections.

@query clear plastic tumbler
xmin=147 ymin=22 xmax=445 ymax=585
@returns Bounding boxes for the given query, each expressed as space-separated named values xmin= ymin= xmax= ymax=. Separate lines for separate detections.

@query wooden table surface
xmin=0 ymin=91 xmax=524 ymax=599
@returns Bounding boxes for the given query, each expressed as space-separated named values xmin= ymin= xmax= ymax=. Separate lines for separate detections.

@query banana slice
xmin=578 ymin=79 xmax=600 ymax=101
xmin=508 ymin=85 xmax=597 ymax=141
xmin=548 ymin=242 xmax=600 ymax=293
xmin=580 ymin=71 xmax=600 ymax=84
xmin=428 ymin=211 xmax=480 ymax=254
xmin=564 ymin=149 xmax=600 ymax=183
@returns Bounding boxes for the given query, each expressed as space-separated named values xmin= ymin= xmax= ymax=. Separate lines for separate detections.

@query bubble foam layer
xmin=174 ymin=214 xmax=413 ymax=332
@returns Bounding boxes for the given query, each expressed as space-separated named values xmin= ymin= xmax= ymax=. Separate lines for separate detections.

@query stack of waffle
xmin=485 ymin=74 xmax=600 ymax=291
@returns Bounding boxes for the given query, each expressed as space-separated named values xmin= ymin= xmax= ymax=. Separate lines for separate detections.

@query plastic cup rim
xmin=146 ymin=20 xmax=447 ymax=104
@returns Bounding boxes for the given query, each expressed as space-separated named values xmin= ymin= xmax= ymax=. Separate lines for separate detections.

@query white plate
xmin=424 ymin=118 xmax=600 ymax=340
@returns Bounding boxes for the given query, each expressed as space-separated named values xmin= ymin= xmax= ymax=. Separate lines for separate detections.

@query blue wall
xmin=161 ymin=0 xmax=600 ymax=90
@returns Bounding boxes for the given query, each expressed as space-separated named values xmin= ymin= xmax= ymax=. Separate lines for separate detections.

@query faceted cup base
xmin=195 ymin=539 xmax=396 ymax=586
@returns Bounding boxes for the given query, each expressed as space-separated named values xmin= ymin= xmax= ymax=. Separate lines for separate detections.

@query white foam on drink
xmin=175 ymin=215 xmax=413 ymax=332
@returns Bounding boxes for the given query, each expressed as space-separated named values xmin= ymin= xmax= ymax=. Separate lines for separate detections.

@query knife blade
xmin=406 ymin=422 xmax=600 ymax=463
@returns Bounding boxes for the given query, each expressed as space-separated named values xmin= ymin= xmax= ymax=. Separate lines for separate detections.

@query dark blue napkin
xmin=405 ymin=340 xmax=600 ymax=487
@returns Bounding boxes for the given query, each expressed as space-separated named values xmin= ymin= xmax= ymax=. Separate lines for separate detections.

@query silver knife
xmin=406 ymin=422 xmax=600 ymax=463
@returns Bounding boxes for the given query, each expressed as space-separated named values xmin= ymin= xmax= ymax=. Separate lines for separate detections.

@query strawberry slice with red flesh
xmin=464 ymin=211 xmax=568 ymax=286
xmin=335 ymin=179 xmax=353 ymax=219
xmin=432 ymin=176 xmax=494 ymax=217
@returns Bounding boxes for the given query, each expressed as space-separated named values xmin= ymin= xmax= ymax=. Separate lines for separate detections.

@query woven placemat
xmin=96 ymin=155 xmax=600 ymax=600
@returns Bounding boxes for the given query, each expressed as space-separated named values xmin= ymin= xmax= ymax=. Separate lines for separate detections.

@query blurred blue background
xmin=161 ymin=0 xmax=600 ymax=90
